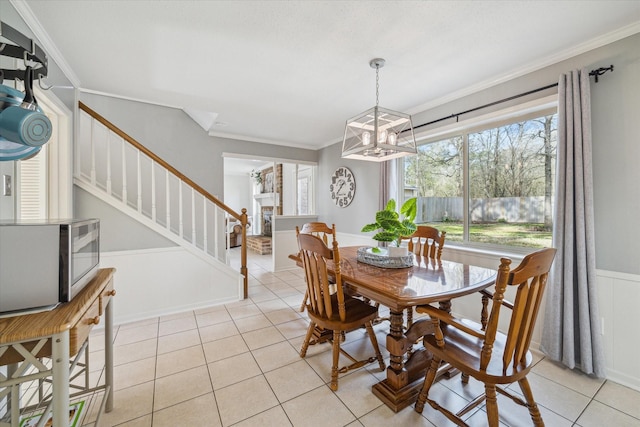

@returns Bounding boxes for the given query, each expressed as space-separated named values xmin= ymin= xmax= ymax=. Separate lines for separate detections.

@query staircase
xmin=75 ymin=102 xmax=249 ymax=297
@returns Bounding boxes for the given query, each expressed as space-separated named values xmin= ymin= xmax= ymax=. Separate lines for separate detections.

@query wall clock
xmin=330 ymin=166 xmax=356 ymax=207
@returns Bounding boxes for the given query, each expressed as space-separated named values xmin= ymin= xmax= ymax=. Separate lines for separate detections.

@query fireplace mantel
xmin=253 ymin=192 xmax=280 ymax=207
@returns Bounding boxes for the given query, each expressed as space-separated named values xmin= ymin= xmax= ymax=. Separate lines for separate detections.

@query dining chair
xmin=297 ymin=233 xmax=386 ymax=391
xmin=402 ymin=225 xmax=446 ymax=327
xmin=404 ymin=225 xmax=446 ymax=259
xmin=296 ymin=222 xmax=337 ymax=312
xmin=414 ymin=247 xmax=556 ymax=427
xmin=299 ymin=222 xmax=336 ymax=244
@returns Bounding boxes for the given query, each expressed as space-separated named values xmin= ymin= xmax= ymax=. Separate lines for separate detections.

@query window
xmin=297 ymin=174 xmax=310 ymax=215
xmin=403 ymin=109 xmax=557 ymax=250
xmin=278 ymin=162 xmax=315 ymax=216
xmin=16 ymin=87 xmax=72 ymax=220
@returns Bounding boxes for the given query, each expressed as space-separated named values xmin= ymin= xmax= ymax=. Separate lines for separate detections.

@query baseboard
xmin=606 ymin=368 xmax=640 ymax=393
xmin=105 ymin=295 xmax=240 ymax=327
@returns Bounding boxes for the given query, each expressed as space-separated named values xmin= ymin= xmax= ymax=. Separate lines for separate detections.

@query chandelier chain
xmin=375 ymin=64 xmax=380 ymax=107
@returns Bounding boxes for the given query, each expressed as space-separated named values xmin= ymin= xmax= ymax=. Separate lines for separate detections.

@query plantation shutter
xmin=18 ymin=143 xmax=48 ymax=219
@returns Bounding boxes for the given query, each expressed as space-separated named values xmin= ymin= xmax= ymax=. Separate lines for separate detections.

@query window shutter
xmin=18 ymin=143 xmax=48 ymax=219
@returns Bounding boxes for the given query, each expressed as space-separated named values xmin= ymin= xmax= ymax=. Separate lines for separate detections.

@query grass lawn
xmin=418 ymin=222 xmax=552 ymax=248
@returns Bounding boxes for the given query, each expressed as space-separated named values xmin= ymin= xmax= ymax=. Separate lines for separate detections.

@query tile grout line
xmin=224 ymin=275 xmax=294 ymax=426
xmin=88 ymin=259 xmax=640 ymax=427
xmin=148 ymin=316 xmax=160 ymax=426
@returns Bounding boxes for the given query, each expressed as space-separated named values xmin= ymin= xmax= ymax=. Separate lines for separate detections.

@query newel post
xmin=240 ymin=208 xmax=249 ymax=298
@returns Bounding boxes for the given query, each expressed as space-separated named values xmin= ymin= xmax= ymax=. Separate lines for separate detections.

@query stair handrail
xmin=78 ymin=101 xmax=249 ymax=298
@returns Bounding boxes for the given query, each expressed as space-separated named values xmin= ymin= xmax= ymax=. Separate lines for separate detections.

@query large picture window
xmin=404 ymin=110 xmax=557 ymax=250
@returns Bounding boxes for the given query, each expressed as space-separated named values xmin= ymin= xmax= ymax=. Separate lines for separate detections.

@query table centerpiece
xmin=359 ymin=198 xmax=417 ymax=267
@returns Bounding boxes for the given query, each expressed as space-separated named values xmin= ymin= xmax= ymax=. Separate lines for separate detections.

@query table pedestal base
xmin=373 ymin=317 xmax=462 ymax=413
xmin=372 ymin=378 xmax=425 ymax=412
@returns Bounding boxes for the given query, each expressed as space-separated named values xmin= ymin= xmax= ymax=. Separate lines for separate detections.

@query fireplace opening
xmin=262 ymin=210 xmax=273 ymax=237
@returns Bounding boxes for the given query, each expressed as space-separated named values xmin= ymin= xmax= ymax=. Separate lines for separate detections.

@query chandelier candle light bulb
xmin=378 ymin=129 xmax=387 ymax=144
xmin=362 ymin=131 xmax=371 ymax=145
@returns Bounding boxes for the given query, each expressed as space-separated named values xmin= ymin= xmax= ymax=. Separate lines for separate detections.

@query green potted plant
xmin=250 ymin=169 xmax=263 ymax=192
xmin=361 ymin=198 xmax=417 ymax=256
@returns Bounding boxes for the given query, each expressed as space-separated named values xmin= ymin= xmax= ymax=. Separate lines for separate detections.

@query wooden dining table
xmin=292 ymin=246 xmax=497 ymax=412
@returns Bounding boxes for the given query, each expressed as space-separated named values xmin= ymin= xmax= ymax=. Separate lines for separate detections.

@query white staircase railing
xmin=75 ymin=102 xmax=249 ymax=296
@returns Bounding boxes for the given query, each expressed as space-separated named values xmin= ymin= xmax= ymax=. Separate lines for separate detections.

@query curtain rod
xmin=413 ymin=65 xmax=614 ymax=130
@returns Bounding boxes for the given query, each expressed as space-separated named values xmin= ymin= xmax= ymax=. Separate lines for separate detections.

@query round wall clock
xmin=330 ymin=166 xmax=356 ymax=207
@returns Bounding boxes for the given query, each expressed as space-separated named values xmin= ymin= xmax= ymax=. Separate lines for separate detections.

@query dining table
xmin=291 ymin=245 xmax=497 ymax=412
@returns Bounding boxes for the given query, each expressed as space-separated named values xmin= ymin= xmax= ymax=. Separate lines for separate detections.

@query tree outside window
xmin=403 ymin=112 xmax=557 ymax=249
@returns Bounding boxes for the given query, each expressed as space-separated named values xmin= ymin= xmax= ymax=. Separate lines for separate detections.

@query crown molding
xmin=407 ymin=20 xmax=640 ymax=116
xmin=79 ymin=88 xmax=182 ymax=110
xmin=207 ymin=130 xmax=314 ymax=150
xmin=9 ymin=0 xmax=81 ymax=88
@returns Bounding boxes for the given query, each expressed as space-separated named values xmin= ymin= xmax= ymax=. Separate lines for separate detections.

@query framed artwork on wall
xmin=265 ymin=172 xmax=274 ymax=193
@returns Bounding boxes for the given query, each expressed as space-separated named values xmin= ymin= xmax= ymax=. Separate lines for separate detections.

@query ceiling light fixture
xmin=341 ymin=58 xmax=417 ymax=162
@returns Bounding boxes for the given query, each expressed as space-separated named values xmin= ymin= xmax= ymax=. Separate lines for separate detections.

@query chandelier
xmin=341 ymin=58 xmax=417 ymax=162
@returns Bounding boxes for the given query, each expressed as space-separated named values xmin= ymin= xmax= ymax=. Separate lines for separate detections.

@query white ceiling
xmin=19 ymin=1 xmax=640 ymax=151
xmin=224 ymin=157 xmax=273 ymax=176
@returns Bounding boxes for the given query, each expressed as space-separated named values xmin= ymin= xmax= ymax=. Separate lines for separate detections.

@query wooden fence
xmin=416 ymin=196 xmax=547 ymax=223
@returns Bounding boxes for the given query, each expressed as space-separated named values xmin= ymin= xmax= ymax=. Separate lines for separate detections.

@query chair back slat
xmin=296 ymin=222 xmax=337 ymax=312
xmin=302 ymin=250 xmax=323 ymax=316
xmin=503 ymin=279 xmax=531 ymax=367
xmin=405 ymin=226 xmax=446 ymax=260
xmin=523 ymin=275 xmax=547 ymax=358
xmin=480 ymin=248 xmax=556 ymax=372
xmin=298 ymin=233 xmax=345 ymax=322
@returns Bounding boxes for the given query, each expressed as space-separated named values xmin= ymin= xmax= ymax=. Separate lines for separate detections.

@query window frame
xmin=13 ymin=84 xmax=73 ymax=220
xmin=399 ymin=96 xmax=558 ymax=255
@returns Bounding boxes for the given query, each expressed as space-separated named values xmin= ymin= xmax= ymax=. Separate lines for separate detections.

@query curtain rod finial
xmin=589 ymin=64 xmax=614 ymax=83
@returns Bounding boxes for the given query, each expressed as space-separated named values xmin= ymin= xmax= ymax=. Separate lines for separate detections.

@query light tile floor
xmin=78 ymin=250 xmax=640 ymax=426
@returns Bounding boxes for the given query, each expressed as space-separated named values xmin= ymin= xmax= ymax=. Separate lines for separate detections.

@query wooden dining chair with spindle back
xmin=414 ymin=247 xmax=557 ymax=427
xmin=297 ymin=233 xmax=386 ymax=391
xmin=405 ymin=225 xmax=446 ymax=259
xmin=402 ymin=225 xmax=446 ymax=327
xmin=296 ymin=222 xmax=337 ymax=312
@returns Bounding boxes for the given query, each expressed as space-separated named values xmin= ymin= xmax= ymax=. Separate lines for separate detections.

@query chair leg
xmin=300 ymin=321 xmax=315 ymax=358
xmin=485 ymin=384 xmax=499 ymax=427
xmin=299 ymin=290 xmax=308 ymax=312
xmin=364 ymin=321 xmax=386 ymax=371
xmin=330 ymin=330 xmax=341 ymax=391
xmin=415 ymin=357 xmax=440 ymax=414
xmin=518 ymin=377 xmax=545 ymax=426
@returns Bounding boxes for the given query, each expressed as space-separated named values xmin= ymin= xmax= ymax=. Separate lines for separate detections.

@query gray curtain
xmin=540 ymin=68 xmax=605 ymax=377
xmin=380 ymin=160 xmax=397 ymax=210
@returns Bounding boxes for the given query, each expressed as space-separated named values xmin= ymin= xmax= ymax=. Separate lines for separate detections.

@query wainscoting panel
xmin=101 ymin=247 xmax=241 ymax=325
xmin=597 ymin=269 xmax=640 ymax=391
xmin=272 ymin=228 xmax=375 ymax=272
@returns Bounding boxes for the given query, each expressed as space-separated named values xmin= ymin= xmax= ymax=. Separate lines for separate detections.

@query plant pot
xmin=388 ymin=246 xmax=408 ymax=257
